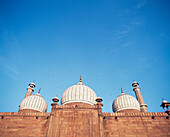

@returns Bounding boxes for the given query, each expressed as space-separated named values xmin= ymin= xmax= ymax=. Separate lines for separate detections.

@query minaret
xmin=24 ymin=82 xmax=35 ymax=99
xmin=132 ymin=81 xmax=148 ymax=112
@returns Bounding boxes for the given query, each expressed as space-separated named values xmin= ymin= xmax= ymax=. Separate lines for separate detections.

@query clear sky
xmin=0 ymin=0 xmax=169 ymax=113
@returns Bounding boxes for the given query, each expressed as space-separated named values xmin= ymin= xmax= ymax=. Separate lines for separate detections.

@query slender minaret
xmin=132 ymin=81 xmax=148 ymax=112
xmin=24 ymin=82 xmax=35 ymax=99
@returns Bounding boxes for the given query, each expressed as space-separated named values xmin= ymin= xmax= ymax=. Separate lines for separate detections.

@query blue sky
xmin=0 ymin=0 xmax=169 ymax=113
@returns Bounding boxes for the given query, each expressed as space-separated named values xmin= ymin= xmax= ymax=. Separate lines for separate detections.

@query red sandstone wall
xmin=0 ymin=112 xmax=50 ymax=137
xmin=47 ymin=104 xmax=100 ymax=137
xmin=0 ymin=111 xmax=169 ymax=137
xmin=103 ymin=113 xmax=170 ymax=137
xmin=58 ymin=110 xmax=99 ymax=136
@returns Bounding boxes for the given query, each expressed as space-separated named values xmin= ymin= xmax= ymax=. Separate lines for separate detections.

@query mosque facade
xmin=0 ymin=77 xmax=169 ymax=137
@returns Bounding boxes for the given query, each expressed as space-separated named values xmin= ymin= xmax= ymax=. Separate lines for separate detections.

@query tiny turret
xmin=96 ymin=96 xmax=103 ymax=114
xmin=96 ymin=97 xmax=103 ymax=103
xmin=51 ymin=95 xmax=59 ymax=114
xmin=52 ymin=96 xmax=59 ymax=103
xmin=160 ymin=98 xmax=170 ymax=115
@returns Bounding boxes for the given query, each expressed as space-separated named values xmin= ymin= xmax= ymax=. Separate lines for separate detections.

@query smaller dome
xmin=112 ymin=93 xmax=140 ymax=112
xmin=19 ymin=93 xmax=47 ymax=113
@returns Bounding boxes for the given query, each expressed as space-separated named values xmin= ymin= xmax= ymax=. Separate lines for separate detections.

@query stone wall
xmin=103 ymin=112 xmax=170 ymax=137
xmin=0 ymin=112 xmax=50 ymax=137
xmin=0 ymin=111 xmax=169 ymax=137
xmin=47 ymin=103 xmax=101 ymax=137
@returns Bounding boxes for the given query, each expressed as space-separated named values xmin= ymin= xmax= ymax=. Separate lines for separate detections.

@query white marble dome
xmin=19 ymin=93 xmax=47 ymax=112
xmin=112 ymin=93 xmax=140 ymax=112
xmin=61 ymin=81 xmax=97 ymax=105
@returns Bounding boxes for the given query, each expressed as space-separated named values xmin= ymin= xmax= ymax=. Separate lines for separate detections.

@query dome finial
xmin=121 ymin=88 xmax=123 ymax=93
xmin=38 ymin=88 xmax=41 ymax=93
xmin=79 ymin=75 xmax=82 ymax=82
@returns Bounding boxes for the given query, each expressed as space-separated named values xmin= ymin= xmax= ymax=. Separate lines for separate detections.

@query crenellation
xmin=102 ymin=112 xmax=168 ymax=117
xmin=0 ymin=112 xmax=51 ymax=117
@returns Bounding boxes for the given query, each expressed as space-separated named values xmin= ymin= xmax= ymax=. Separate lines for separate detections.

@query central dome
xmin=61 ymin=79 xmax=97 ymax=105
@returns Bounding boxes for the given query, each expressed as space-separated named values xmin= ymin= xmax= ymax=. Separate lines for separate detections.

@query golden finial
xmin=38 ymin=88 xmax=41 ymax=93
xmin=121 ymin=88 xmax=123 ymax=93
xmin=79 ymin=75 xmax=82 ymax=82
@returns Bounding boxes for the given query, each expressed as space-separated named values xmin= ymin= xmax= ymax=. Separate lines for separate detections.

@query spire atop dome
xmin=38 ymin=88 xmax=41 ymax=93
xmin=121 ymin=88 xmax=123 ymax=93
xmin=79 ymin=75 xmax=82 ymax=82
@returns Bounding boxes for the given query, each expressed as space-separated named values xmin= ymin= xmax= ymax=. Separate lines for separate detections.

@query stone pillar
xmin=47 ymin=96 xmax=59 ymax=137
xmin=24 ymin=82 xmax=35 ymax=99
xmin=96 ymin=97 xmax=104 ymax=137
xmin=51 ymin=97 xmax=59 ymax=114
xmin=132 ymin=81 xmax=148 ymax=112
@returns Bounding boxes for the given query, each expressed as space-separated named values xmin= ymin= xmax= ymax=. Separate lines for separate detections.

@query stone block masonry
xmin=0 ymin=111 xmax=169 ymax=137
xmin=0 ymin=112 xmax=50 ymax=137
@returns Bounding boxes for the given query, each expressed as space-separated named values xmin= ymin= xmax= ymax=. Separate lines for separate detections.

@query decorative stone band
xmin=0 ymin=112 xmax=168 ymax=117
xmin=102 ymin=112 xmax=169 ymax=117
xmin=116 ymin=107 xmax=140 ymax=112
xmin=0 ymin=112 xmax=50 ymax=117
xmin=53 ymin=104 xmax=100 ymax=109
xmin=19 ymin=107 xmax=47 ymax=113
xmin=62 ymin=100 xmax=95 ymax=105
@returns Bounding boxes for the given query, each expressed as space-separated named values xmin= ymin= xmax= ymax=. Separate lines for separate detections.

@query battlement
xmin=52 ymin=103 xmax=101 ymax=109
xmin=0 ymin=111 xmax=168 ymax=117
xmin=0 ymin=112 xmax=51 ymax=117
xmin=102 ymin=112 xmax=168 ymax=117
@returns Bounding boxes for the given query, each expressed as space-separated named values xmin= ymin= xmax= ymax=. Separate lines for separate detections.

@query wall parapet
xmin=102 ymin=112 xmax=168 ymax=117
xmin=54 ymin=104 xmax=98 ymax=109
xmin=0 ymin=112 xmax=168 ymax=117
xmin=0 ymin=112 xmax=51 ymax=117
